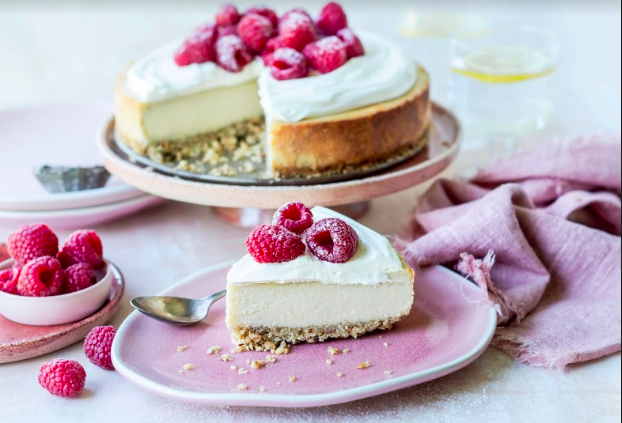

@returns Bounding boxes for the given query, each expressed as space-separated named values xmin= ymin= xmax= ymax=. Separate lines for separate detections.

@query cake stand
xmin=96 ymin=103 xmax=460 ymax=226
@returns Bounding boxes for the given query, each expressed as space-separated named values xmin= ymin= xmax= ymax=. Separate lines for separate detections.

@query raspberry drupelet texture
xmin=272 ymin=202 xmax=314 ymax=234
xmin=306 ymin=218 xmax=359 ymax=263
xmin=17 ymin=256 xmax=64 ymax=297
xmin=215 ymin=4 xmax=241 ymax=27
xmin=245 ymin=6 xmax=278 ymax=29
xmin=0 ymin=265 xmax=20 ymax=294
xmin=317 ymin=2 xmax=348 ymax=36
xmin=246 ymin=225 xmax=306 ymax=264
xmin=215 ymin=34 xmax=254 ymax=72
xmin=278 ymin=11 xmax=316 ymax=51
xmin=7 ymin=223 xmax=59 ymax=266
xmin=270 ymin=48 xmax=308 ymax=80
xmin=63 ymin=262 xmax=96 ymax=294
xmin=84 ymin=326 xmax=117 ymax=370
xmin=337 ymin=28 xmax=365 ymax=58
xmin=303 ymin=36 xmax=348 ymax=74
xmin=38 ymin=359 xmax=86 ymax=398
xmin=237 ymin=13 xmax=274 ymax=53
xmin=174 ymin=24 xmax=218 ymax=66
xmin=58 ymin=230 xmax=104 ymax=269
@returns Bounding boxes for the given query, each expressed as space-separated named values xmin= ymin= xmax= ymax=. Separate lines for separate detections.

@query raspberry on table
xmin=246 ymin=225 xmax=306 ymax=264
xmin=7 ymin=223 xmax=59 ymax=266
xmin=215 ymin=34 xmax=254 ymax=72
xmin=245 ymin=6 xmax=278 ymax=29
xmin=174 ymin=25 xmax=218 ymax=66
xmin=17 ymin=256 xmax=63 ymax=297
xmin=63 ymin=263 xmax=96 ymax=294
xmin=84 ymin=326 xmax=117 ymax=370
xmin=215 ymin=4 xmax=241 ymax=27
xmin=0 ymin=265 xmax=20 ymax=295
xmin=237 ymin=13 xmax=274 ymax=53
xmin=38 ymin=359 xmax=86 ymax=398
xmin=303 ymin=36 xmax=348 ymax=74
xmin=278 ymin=11 xmax=316 ymax=51
xmin=272 ymin=202 xmax=314 ymax=233
xmin=270 ymin=48 xmax=308 ymax=80
xmin=337 ymin=28 xmax=365 ymax=58
xmin=317 ymin=2 xmax=348 ymax=36
xmin=58 ymin=230 xmax=104 ymax=269
xmin=306 ymin=218 xmax=359 ymax=263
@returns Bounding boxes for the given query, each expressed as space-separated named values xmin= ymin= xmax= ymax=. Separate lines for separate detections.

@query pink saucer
xmin=112 ymin=262 xmax=497 ymax=408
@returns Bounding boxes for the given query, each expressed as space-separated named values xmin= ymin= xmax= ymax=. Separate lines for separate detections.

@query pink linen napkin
xmin=396 ymin=134 xmax=622 ymax=369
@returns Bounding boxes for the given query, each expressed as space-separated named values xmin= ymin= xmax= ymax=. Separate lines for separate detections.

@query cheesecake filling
xmin=227 ymin=207 xmax=405 ymax=286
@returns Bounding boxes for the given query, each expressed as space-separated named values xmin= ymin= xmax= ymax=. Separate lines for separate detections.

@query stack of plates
xmin=0 ymin=103 xmax=163 ymax=229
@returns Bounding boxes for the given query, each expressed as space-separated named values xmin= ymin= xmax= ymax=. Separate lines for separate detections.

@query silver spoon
xmin=130 ymin=290 xmax=227 ymax=326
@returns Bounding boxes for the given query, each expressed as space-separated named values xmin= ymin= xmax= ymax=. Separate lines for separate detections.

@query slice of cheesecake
xmin=226 ymin=206 xmax=415 ymax=354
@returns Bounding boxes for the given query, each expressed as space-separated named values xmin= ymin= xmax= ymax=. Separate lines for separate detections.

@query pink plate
xmin=0 ymin=261 xmax=125 ymax=364
xmin=112 ymin=261 xmax=497 ymax=408
xmin=0 ymin=103 xmax=144 ymax=212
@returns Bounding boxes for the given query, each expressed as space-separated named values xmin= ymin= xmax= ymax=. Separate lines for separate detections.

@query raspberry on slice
xmin=303 ymin=36 xmax=347 ymax=74
xmin=278 ymin=11 xmax=316 ymax=51
xmin=58 ymin=230 xmax=104 ymax=269
xmin=174 ymin=25 xmax=218 ymax=66
xmin=337 ymin=28 xmax=365 ymax=58
xmin=237 ymin=13 xmax=273 ymax=53
xmin=7 ymin=223 xmax=59 ymax=266
xmin=218 ymin=25 xmax=238 ymax=38
xmin=17 ymin=256 xmax=63 ymax=297
xmin=63 ymin=263 xmax=96 ymax=294
xmin=246 ymin=225 xmax=305 ymax=264
xmin=270 ymin=48 xmax=308 ymax=80
xmin=280 ymin=8 xmax=313 ymax=25
xmin=306 ymin=218 xmax=359 ymax=263
xmin=39 ymin=359 xmax=86 ymax=398
xmin=215 ymin=34 xmax=254 ymax=73
xmin=0 ymin=265 xmax=20 ymax=295
xmin=261 ymin=37 xmax=281 ymax=66
xmin=245 ymin=6 xmax=278 ymax=29
xmin=317 ymin=2 xmax=348 ymax=36
xmin=272 ymin=202 xmax=314 ymax=233
xmin=215 ymin=4 xmax=241 ymax=27
xmin=84 ymin=326 xmax=117 ymax=370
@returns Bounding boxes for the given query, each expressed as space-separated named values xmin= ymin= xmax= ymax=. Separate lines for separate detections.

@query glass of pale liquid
xmin=449 ymin=26 xmax=558 ymax=152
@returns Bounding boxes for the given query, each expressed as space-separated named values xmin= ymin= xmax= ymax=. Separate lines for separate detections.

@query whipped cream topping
xmin=125 ymin=42 xmax=262 ymax=103
xmin=227 ymin=207 xmax=404 ymax=286
xmin=258 ymin=32 xmax=417 ymax=122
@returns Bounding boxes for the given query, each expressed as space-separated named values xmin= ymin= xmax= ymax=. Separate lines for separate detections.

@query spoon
xmin=130 ymin=290 xmax=227 ymax=326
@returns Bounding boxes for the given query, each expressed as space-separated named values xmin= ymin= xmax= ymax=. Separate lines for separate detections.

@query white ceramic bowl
xmin=0 ymin=259 xmax=113 ymax=326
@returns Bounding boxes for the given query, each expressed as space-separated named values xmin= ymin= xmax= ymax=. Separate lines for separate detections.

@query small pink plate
xmin=112 ymin=262 xmax=497 ymax=408
xmin=0 ymin=262 xmax=125 ymax=364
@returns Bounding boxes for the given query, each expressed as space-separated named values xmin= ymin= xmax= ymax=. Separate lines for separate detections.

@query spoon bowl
xmin=131 ymin=290 xmax=226 ymax=326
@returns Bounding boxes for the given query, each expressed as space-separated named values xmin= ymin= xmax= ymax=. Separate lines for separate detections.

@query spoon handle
xmin=204 ymin=290 xmax=227 ymax=304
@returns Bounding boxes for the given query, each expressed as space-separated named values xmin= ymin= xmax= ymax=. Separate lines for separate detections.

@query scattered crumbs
xmin=180 ymin=363 xmax=195 ymax=373
xmin=384 ymin=370 xmax=393 ymax=376
xmin=326 ymin=359 xmax=334 ymax=365
xmin=357 ymin=361 xmax=370 ymax=369
xmin=258 ymin=386 xmax=266 ymax=392
xmin=177 ymin=346 xmax=189 ymax=352
xmin=383 ymin=342 xmax=389 ymax=348
xmin=265 ymin=355 xmax=276 ymax=363
xmin=230 ymin=365 xmax=238 ymax=371
xmin=275 ymin=344 xmax=289 ymax=355
xmin=237 ymin=383 xmax=248 ymax=391
xmin=238 ymin=368 xmax=248 ymax=375
xmin=337 ymin=372 xmax=344 ymax=378
xmin=343 ymin=348 xmax=351 ymax=354
xmin=327 ymin=347 xmax=340 ymax=356
xmin=288 ymin=375 xmax=296 ymax=383
xmin=219 ymin=354 xmax=233 ymax=362
xmin=207 ymin=345 xmax=222 ymax=355
xmin=246 ymin=359 xmax=251 ymax=365
xmin=251 ymin=360 xmax=265 ymax=370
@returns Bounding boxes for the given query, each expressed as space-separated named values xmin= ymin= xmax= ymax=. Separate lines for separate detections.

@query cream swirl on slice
xmin=227 ymin=207 xmax=404 ymax=286
xmin=258 ymin=32 xmax=417 ymax=122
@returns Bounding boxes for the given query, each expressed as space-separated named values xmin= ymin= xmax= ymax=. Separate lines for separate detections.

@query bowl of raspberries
xmin=0 ymin=223 xmax=112 ymax=326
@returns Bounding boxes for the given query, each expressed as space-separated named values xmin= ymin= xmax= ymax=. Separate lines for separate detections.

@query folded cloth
xmin=396 ymin=134 xmax=622 ymax=369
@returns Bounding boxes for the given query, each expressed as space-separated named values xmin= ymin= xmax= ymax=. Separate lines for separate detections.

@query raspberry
xmin=83 ymin=326 xmax=117 ymax=370
xmin=215 ymin=34 xmax=254 ymax=72
xmin=306 ymin=218 xmax=359 ymax=263
xmin=7 ymin=223 xmax=59 ymax=266
xmin=237 ymin=13 xmax=273 ymax=53
xmin=63 ymin=263 xmax=96 ymax=294
xmin=245 ymin=6 xmax=278 ymax=29
xmin=38 ymin=359 xmax=86 ymax=398
xmin=0 ymin=265 xmax=20 ymax=294
xmin=272 ymin=202 xmax=314 ymax=233
xmin=337 ymin=28 xmax=365 ymax=58
xmin=317 ymin=2 xmax=348 ymax=36
xmin=278 ymin=11 xmax=316 ymax=51
xmin=280 ymin=8 xmax=313 ymax=24
xmin=58 ymin=230 xmax=104 ymax=269
xmin=270 ymin=48 xmax=308 ymax=80
xmin=245 ymin=225 xmax=305 ymax=264
xmin=261 ymin=37 xmax=281 ymax=66
xmin=215 ymin=4 xmax=241 ymax=27
xmin=17 ymin=256 xmax=63 ymax=297
xmin=218 ymin=25 xmax=238 ymax=38
xmin=303 ymin=36 xmax=347 ymax=74
xmin=174 ymin=25 xmax=218 ymax=66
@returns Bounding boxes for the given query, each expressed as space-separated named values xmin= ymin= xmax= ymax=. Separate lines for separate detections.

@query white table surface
xmin=0 ymin=1 xmax=620 ymax=422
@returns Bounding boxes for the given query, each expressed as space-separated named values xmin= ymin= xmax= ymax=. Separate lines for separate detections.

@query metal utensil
xmin=130 ymin=290 xmax=226 ymax=326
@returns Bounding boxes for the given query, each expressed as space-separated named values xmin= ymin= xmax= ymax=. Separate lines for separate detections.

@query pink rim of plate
xmin=112 ymin=261 xmax=497 ymax=408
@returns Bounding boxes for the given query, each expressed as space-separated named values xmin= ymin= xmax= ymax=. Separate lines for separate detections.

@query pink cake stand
xmin=97 ymin=103 xmax=460 ymax=226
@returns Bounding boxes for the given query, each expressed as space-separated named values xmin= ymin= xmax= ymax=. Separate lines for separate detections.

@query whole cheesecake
xmin=114 ymin=4 xmax=431 ymax=179
xmin=226 ymin=205 xmax=415 ymax=354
